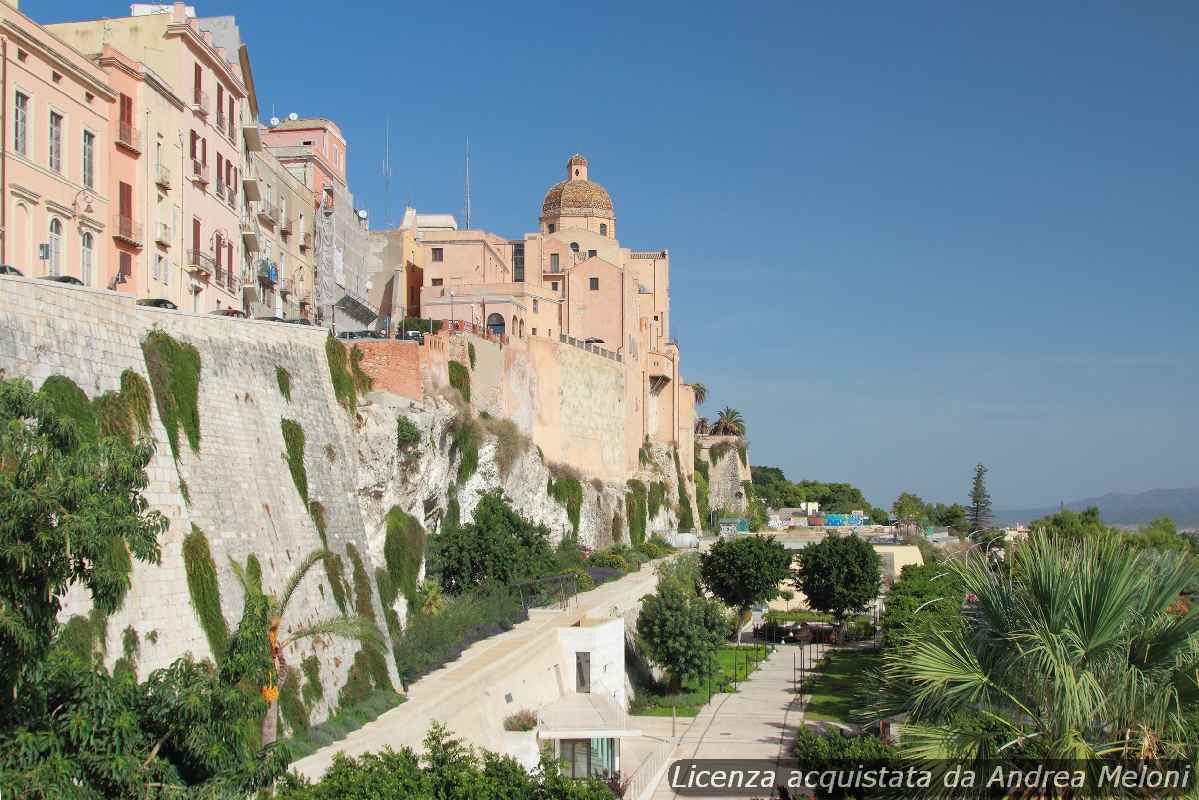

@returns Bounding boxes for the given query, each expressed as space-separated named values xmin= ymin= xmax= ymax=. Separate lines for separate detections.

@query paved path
xmin=647 ymin=645 xmax=812 ymax=800
xmin=291 ymin=556 xmax=679 ymax=780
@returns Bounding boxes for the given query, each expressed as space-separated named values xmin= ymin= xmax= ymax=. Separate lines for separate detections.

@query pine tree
xmin=968 ymin=463 xmax=993 ymax=534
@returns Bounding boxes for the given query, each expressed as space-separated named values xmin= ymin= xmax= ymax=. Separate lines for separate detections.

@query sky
xmin=26 ymin=0 xmax=1199 ymax=511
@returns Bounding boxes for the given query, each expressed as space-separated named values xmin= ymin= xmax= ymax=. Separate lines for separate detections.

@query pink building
xmin=1 ymin=0 xmax=114 ymax=284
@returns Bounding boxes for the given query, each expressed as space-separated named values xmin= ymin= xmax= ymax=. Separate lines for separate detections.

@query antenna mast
xmin=463 ymin=137 xmax=472 ymax=230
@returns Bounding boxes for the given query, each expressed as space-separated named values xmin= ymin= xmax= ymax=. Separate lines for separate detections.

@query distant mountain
xmin=997 ymin=488 xmax=1199 ymax=528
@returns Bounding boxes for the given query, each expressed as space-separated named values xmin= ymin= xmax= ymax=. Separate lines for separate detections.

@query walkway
xmin=290 ymin=560 xmax=670 ymax=780
xmin=644 ymin=643 xmax=828 ymax=800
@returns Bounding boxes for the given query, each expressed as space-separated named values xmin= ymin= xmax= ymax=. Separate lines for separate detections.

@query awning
xmin=537 ymin=693 xmax=641 ymax=740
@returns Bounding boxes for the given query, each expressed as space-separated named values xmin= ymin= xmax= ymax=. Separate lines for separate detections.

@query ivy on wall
xmin=674 ymin=449 xmax=696 ymax=531
xmin=141 ymin=329 xmax=202 ymax=460
xmin=648 ymin=481 xmax=668 ymax=520
xmin=281 ymin=419 xmax=308 ymax=506
xmin=276 ymin=367 xmax=292 ymax=402
xmin=449 ymin=414 xmax=479 ymax=484
xmin=448 ymin=361 xmax=471 ymax=404
xmin=182 ymin=524 xmax=229 ymax=661
xmin=468 ymin=342 xmax=477 ymax=370
xmin=57 ymin=607 xmax=109 ymax=664
xmin=42 ymin=370 xmax=154 ymax=447
xmin=384 ymin=508 xmax=426 ymax=606
xmin=279 ymin=666 xmax=309 ymax=734
xmin=326 ymin=336 xmax=360 ymax=415
xmin=549 ymin=477 xmax=583 ymax=537
xmin=626 ymin=480 xmax=648 ymax=545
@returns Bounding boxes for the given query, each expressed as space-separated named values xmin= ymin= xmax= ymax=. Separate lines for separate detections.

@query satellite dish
xmin=269 ymin=116 xmax=280 ymax=127
xmin=357 ymin=209 xmax=368 ymax=220
xmin=288 ymin=112 xmax=299 ymax=121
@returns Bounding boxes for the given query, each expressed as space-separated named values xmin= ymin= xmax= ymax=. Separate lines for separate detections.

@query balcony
xmin=155 ymin=164 xmax=172 ymax=189
xmin=257 ymin=204 xmax=279 ymax=227
xmin=186 ymin=248 xmax=214 ymax=278
xmin=647 ymin=351 xmax=673 ymax=390
xmin=155 ymin=222 xmax=172 ymax=247
xmin=113 ymin=216 xmax=144 ymax=247
xmin=216 ymin=178 xmax=227 ymax=199
xmin=190 ymin=159 xmax=209 ymax=185
xmin=300 ymin=231 xmax=312 ymax=251
xmin=257 ymin=259 xmax=279 ymax=286
xmin=240 ymin=218 xmax=260 ymax=252
xmin=216 ymin=110 xmax=227 ymax=135
xmin=242 ymin=174 xmax=262 ymax=202
xmin=116 ymin=122 xmax=141 ymax=153
xmin=191 ymin=89 xmax=209 ymax=115
xmin=243 ymin=122 xmax=263 ymax=152
xmin=225 ymin=184 xmax=238 ymax=209
xmin=280 ymin=216 xmax=293 ymax=236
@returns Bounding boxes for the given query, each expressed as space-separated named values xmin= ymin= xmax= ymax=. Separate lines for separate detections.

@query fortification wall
xmin=697 ymin=434 xmax=752 ymax=513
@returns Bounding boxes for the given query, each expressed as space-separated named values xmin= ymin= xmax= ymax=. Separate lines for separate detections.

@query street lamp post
xmin=450 ymin=291 xmax=456 ymax=331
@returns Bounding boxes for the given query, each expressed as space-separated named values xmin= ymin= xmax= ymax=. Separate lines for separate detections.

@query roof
xmin=537 ymin=693 xmax=641 ymax=739
xmin=541 ymin=153 xmax=613 ymax=221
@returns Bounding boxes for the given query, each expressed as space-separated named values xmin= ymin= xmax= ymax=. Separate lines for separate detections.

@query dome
xmin=540 ymin=154 xmax=614 ymax=221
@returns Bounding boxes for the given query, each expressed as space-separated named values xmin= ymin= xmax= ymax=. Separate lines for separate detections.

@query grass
xmin=448 ymin=360 xmax=471 ymax=403
xmin=284 ymin=689 xmax=405 ymax=761
xmin=142 ymin=329 xmax=202 ymax=459
xmin=802 ymin=647 xmax=881 ymax=723
xmin=630 ymin=644 xmax=772 ymax=717
xmin=281 ymin=419 xmax=308 ymax=505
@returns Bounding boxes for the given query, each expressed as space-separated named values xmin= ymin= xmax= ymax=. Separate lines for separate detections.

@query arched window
xmin=81 ymin=232 xmax=94 ymax=286
xmin=570 ymin=242 xmax=579 ymax=253
xmin=599 ymin=223 xmax=607 ymax=237
xmin=519 ymin=319 xmax=525 ymax=338
xmin=511 ymin=315 xmax=517 ymax=337
xmin=486 ymin=312 xmax=505 ymax=337
xmin=49 ymin=218 xmax=63 ymax=276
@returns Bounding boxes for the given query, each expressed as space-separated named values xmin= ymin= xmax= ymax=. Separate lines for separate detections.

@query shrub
xmin=350 ymin=345 xmax=373 ymax=394
xmin=449 ymin=413 xmax=479 ymax=484
xmin=587 ymin=550 xmax=629 ymax=573
xmin=480 ymin=415 xmax=529 ymax=477
xmin=626 ymin=480 xmax=648 ymax=545
xmin=281 ymin=418 xmax=308 ymax=506
xmin=395 ymin=415 xmax=420 ymax=449
xmin=326 ymin=336 xmax=359 ymax=415
xmin=428 ymin=491 xmax=555 ymax=594
xmin=448 ymin=360 xmax=471 ymax=403
xmin=141 ymin=329 xmax=202 ymax=459
xmin=338 ymin=645 xmax=393 ymax=708
xmin=283 ymin=689 xmax=404 ymax=763
xmin=400 ymin=316 xmax=443 ymax=334
xmin=648 ymin=481 xmax=668 ymax=520
xmin=549 ymin=476 xmax=583 ymax=536
xmin=792 ymin=727 xmax=899 ymax=798
xmin=673 ymin=449 xmax=695 ymax=531
xmin=182 ymin=524 xmax=228 ymax=661
xmin=276 ymin=366 xmax=292 ymax=401
xmin=384 ymin=507 xmax=426 ymax=605
xmin=503 ymin=709 xmax=538 ymax=731
xmin=279 ymin=666 xmax=309 ymax=734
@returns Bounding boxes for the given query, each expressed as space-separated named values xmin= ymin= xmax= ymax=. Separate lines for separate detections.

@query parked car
xmin=39 ymin=275 xmax=84 ymax=286
xmin=255 ymin=315 xmax=286 ymax=323
xmin=137 ymin=298 xmax=178 ymax=310
xmin=396 ymin=330 xmax=425 ymax=344
xmin=336 ymin=329 xmax=371 ymax=340
xmin=283 ymin=318 xmax=313 ymax=326
xmin=210 ymin=308 xmax=247 ymax=318
xmin=0 ymin=264 xmax=23 ymax=276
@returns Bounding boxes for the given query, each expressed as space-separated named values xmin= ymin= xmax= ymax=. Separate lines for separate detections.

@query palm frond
xmin=278 ymin=548 xmax=332 ymax=617
xmin=281 ymin=614 xmax=383 ymax=652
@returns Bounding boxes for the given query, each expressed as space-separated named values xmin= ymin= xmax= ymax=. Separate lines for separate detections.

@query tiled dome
xmin=540 ymin=154 xmax=614 ymax=220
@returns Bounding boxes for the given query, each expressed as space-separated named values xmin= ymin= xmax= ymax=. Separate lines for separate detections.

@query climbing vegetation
xmin=674 ymin=449 xmax=695 ymax=531
xmin=448 ymin=360 xmax=471 ymax=403
xmin=549 ymin=474 xmax=583 ymax=537
xmin=326 ymin=336 xmax=361 ymax=415
xmin=384 ymin=507 xmax=426 ymax=606
xmin=182 ymin=524 xmax=229 ymax=662
xmin=648 ymin=481 xmax=668 ymax=520
xmin=449 ymin=413 xmax=479 ymax=483
xmin=281 ymin=418 xmax=308 ymax=505
xmin=276 ymin=366 xmax=292 ymax=401
xmin=141 ymin=329 xmax=202 ymax=459
xmin=395 ymin=415 xmax=420 ymax=449
xmin=626 ymin=479 xmax=648 ymax=545
xmin=350 ymin=345 xmax=372 ymax=395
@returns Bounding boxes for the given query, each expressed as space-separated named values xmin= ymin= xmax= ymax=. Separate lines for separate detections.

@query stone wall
xmin=697 ymin=434 xmax=752 ymax=514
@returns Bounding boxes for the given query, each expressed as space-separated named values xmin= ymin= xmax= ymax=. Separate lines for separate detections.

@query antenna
xmin=463 ymin=137 xmax=472 ymax=230
xmin=383 ymin=117 xmax=392 ymax=228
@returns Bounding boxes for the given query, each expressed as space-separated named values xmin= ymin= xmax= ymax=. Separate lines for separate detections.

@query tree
xmin=694 ymin=416 xmax=710 ymax=435
xmin=928 ymin=502 xmax=967 ymax=532
xmin=1128 ymin=516 xmax=1193 ymax=554
xmin=429 ymin=491 xmax=556 ymax=594
xmin=636 ymin=583 xmax=731 ymax=693
xmin=794 ymin=534 xmax=881 ymax=639
xmin=0 ymin=378 xmax=167 ymax=701
xmin=690 ymin=383 xmax=708 ymax=406
xmin=873 ymin=532 xmax=1199 ymax=796
xmin=700 ymin=535 xmax=792 ymax=643
xmin=230 ymin=549 xmax=385 ymax=745
xmin=710 ymin=407 xmax=745 ymax=436
xmin=966 ymin=463 xmax=992 ymax=534
xmin=891 ymin=492 xmax=928 ymax=526
xmin=1031 ymin=505 xmax=1117 ymax=543
xmin=878 ymin=563 xmax=963 ymax=653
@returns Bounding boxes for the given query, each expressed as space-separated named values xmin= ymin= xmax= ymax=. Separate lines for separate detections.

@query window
xmin=512 ymin=243 xmax=525 ymax=282
xmin=431 ymin=278 xmax=443 ymax=286
xmin=154 ymin=252 xmax=164 ymax=280
xmin=575 ymin=652 xmax=591 ymax=693
xmin=49 ymin=111 xmax=63 ymax=172
xmin=162 ymin=253 xmax=169 ymax=285
xmin=599 ymin=223 xmax=607 ymax=237
xmin=532 ymin=298 xmax=539 ymax=312
xmin=81 ymin=232 xmax=94 ymax=285
xmin=82 ymin=130 xmax=95 ymax=189
xmin=570 ymin=242 xmax=579 ymax=253
xmin=547 ymin=223 xmax=555 ymax=233
xmin=189 ymin=130 xmax=198 ymax=160
xmin=48 ymin=218 xmax=63 ymax=275
xmin=589 ymin=277 xmax=599 ymax=291
xmin=588 ymin=249 xmax=597 ymax=259
xmin=549 ymin=253 xmax=559 ymax=272
xmin=559 ymin=739 xmax=616 ymax=780
xmin=532 ymin=328 xmax=537 ymax=336
xmin=193 ymin=63 xmax=202 ymax=104
xmin=14 ymin=92 xmax=28 ymax=155
xmin=431 ymin=247 xmax=444 ymax=262
xmin=119 ymin=252 xmax=132 ymax=282
xmin=551 ymin=281 xmax=559 ymax=292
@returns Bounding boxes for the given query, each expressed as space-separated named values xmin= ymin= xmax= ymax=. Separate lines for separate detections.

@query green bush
xmin=384 ymin=507 xmax=426 ymax=605
xmin=792 ymin=727 xmax=899 ymax=798
xmin=395 ymin=415 xmax=420 ymax=449
xmin=648 ymin=481 xmax=668 ymax=520
xmin=587 ymin=550 xmax=629 ymax=573
xmin=40 ymin=375 xmax=98 ymax=443
xmin=182 ymin=524 xmax=228 ymax=661
xmin=281 ymin=418 xmax=308 ymax=505
xmin=480 ymin=414 xmax=529 ymax=477
xmin=283 ymin=689 xmax=404 ymax=763
xmin=626 ymin=480 xmax=648 ymax=545
xmin=503 ymin=709 xmax=537 ymax=731
xmin=326 ymin=336 xmax=359 ymax=415
xmin=400 ymin=316 xmax=443 ymax=334
xmin=142 ymin=329 xmax=202 ymax=459
xmin=448 ymin=360 xmax=471 ymax=403
xmin=549 ymin=477 xmax=583 ymax=536
xmin=276 ymin=366 xmax=292 ymax=401
xmin=428 ymin=491 xmax=555 ymax=595
xmin=449 ymin=413 xmax=479 ymax=483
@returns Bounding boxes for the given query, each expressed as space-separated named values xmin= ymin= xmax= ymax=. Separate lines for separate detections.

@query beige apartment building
xmin=242 ymin=145 xmax=314 ymax=319
xmin=51 ymin=3 xmax=248 ymax=314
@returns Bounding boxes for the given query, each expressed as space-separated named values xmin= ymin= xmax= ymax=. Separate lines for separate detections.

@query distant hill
xmin=997 ymin=488 xmax=1199 ymax=528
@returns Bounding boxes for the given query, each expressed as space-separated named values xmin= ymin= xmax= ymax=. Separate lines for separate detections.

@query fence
xmin=558 ymin=333 xmax=623 ymax=363
xmin=442 ymin=319 xmax=509 ymax=346
xmin=623 ymin=736 xmax=676 ymax=800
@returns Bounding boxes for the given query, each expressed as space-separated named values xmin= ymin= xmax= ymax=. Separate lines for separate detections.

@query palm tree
xmin=710 ymin=407 xmax=745 ymax=437
xmin=690 ymin=383 xmax=708 ymax=406
xmin=694 ymin=417 xmax=710 ymax=435
xmin=231 ymin=549 xmax=384 ymax=745
xmin=873 ymin=532 xmax=1199 ymax=796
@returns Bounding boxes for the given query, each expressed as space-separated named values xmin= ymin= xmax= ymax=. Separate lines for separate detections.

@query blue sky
xmin=29 ymin=1 xmax=1198 ymax=511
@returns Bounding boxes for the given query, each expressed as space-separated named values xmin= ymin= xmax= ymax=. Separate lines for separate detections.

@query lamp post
xmin=450 ymin=291 xmax=456 ymax=331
